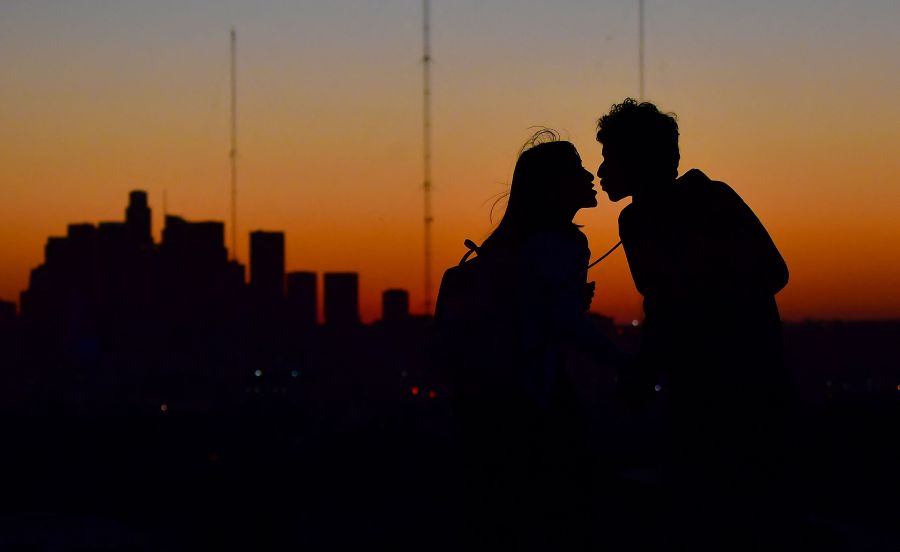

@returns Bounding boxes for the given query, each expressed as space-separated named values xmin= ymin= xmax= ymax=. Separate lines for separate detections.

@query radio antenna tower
xmin=638 ymin=0 xmax=645 ymax=99
xmin=229 ymin=27 xmax=239 ymax=261
xmin=422 ymin=0 xmax=434 ymax=314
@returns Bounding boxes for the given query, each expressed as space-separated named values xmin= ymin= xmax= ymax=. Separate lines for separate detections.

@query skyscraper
xmin=125 ymin=190 xmax=152 ymax=248
xmin=324 ymin=272 xmax=359 ymax=326
xmin=163 ymin=216 xmax=227 ymax=264
xmin=286 ymin=271 xmax=317 ymax=327
xmin=250 ymin=231 xmax=285 ymax=303
xmin=66 ymin=223 xmax=97 ymax=285
xmin=97 ymin=222 xmax=129 ymax=258
xmin=159 ymin=216 xmax=229 ymax=317
xmin=225 ymin=260 xmax=247 ymax=293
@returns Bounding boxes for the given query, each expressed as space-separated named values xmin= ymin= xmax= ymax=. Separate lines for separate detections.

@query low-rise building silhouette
xmin=324 ymin=272 xmax=359 ymax=326
xmin=287 ymin=271 xmax=317 ymax=327
xmin=382 ymin=289 xmax=410 ymax=323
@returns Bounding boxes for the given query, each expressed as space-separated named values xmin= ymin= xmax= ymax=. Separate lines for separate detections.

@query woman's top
xmin=436 ymin=225 xmax=616 ymax=411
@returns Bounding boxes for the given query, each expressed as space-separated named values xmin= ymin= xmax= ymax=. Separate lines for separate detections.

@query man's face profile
xmin=597 ymin=144 xmax=635 ymax=202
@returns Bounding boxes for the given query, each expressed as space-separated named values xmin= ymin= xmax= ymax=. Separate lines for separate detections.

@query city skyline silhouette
xmin=15 ymin=189 xmax=421 ymax=329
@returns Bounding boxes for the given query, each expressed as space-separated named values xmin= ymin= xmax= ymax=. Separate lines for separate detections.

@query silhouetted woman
xmin=437 ymin=131 xmax=617 ymax=550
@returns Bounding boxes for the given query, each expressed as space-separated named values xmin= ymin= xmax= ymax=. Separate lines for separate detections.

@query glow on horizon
xmin=1 ymin=1 xmax=899 ymax=323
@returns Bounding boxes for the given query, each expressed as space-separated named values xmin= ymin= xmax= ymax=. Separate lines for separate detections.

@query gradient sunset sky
xmin=2 ymin=1 xmax=898 ymax=323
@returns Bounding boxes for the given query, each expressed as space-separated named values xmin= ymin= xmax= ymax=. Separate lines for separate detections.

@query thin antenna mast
xmin=422 ymin=0 xmax=434 ymax=314
xmin=638 ymin=0 xmax=645 ymax=100
xmin=230 ymin=27 xmax=238 ymax=261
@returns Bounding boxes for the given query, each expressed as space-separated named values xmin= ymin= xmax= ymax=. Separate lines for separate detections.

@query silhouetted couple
xmin=436 ymin=98 xmax=791 ymax=550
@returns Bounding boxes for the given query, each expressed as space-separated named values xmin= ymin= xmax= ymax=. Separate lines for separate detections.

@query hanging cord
xmin=458 ymin=238 xmax=621 ymax=269
xmin=588 ymin=240 xmax=622 ymax=270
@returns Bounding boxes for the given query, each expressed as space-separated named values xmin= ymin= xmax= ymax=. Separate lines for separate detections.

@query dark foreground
xmin=1 ymin=321 xmax=899 ymax=550
xmin=3 ymin=402 xmax=900 ymax=549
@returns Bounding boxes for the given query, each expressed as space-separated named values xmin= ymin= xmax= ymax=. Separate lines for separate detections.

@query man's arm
xmin=715 ymin=182 xmax=789 ymax=295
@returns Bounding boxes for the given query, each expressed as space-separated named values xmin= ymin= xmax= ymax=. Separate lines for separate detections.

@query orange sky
xmin=1 ymin=1 xmax=899 ymax=323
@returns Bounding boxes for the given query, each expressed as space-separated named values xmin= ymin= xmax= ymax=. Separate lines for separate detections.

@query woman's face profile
xmin=559 ymin=148 xmax=598 ymax=212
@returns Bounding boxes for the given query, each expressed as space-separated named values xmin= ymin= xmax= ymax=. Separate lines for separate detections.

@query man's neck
xmin=632 ymin=177 xmax=676 ymax=204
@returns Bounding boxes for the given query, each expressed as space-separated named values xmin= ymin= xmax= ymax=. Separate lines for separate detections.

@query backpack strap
xmin=458 ymin=237 xmax=618 ymax=270
xmin=459 ymin=239 xmax=481 ymax=265
xmin=587 ymin=240 xmax=622 ymax=269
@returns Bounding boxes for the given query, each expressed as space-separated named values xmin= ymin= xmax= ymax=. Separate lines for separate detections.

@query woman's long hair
xmin=482 ymin=130 xmax=579 ymax=252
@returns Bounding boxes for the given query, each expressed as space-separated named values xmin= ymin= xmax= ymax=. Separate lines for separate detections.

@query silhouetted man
xmin=596 ymin=99 xmax=793 ymax=548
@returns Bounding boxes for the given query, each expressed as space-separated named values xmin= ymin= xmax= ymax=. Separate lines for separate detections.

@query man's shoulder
xmin=617 ymin=202 xmax=636 ymax=222
xmin=680 ymin=168 xmax=741 ymax=203
xmin=617 ymin=203 xmax=636 ymax=231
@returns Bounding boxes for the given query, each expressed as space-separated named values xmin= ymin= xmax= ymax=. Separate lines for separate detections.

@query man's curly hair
xmin=596 ymin=98 xmax=680 ymax=171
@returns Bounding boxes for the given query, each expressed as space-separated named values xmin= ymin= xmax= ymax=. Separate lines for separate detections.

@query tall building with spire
xmin=126 ymin=190 xmax=152 ymax=248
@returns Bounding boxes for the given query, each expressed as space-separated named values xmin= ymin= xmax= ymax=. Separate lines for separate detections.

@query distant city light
xmin=254 ymin=369 xmax=263 ymax=378
xmin=160 ymin=403 xmax=168 ymax=412
xmin=290 ymin=370 xmax=299 ymax=378
xmin=896 ymin=384 xmax=900 ymax=392
xmin=428 ymin=390 xmax=437 ymax=399
xmin=631 ymin=320 xmax=640 ymax=327
xmin=411 ymin=386 xmax=420 ymax=396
